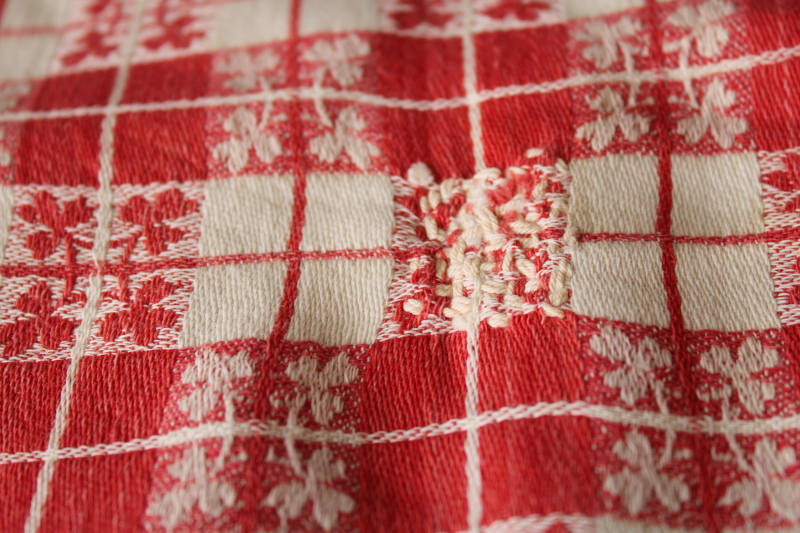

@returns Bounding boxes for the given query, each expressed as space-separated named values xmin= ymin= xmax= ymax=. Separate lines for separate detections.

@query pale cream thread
xmin=22 ymin=1 xmax=147 ymax=532
xmin=15 ymin=401 xmax=800 ymax=466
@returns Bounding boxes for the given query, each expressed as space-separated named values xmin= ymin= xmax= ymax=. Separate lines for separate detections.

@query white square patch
xmin=1 ymin=0 xmax=70 ymax=28
xmin=180 ymin=261 xmax=288 ymax=347
xmin=300 ymin=0 xmax=380 ymax=35
xmin=671 ymin=153 xmax=764 ymax=237
xmin=300 ymin=173 xmax=395 ymax=252
xmin=286 ymin=258 xmax=393 ymax=346
xmin=0 ymin=186 xmax=13 ymax=265
xmin=0 ymin=34 xmax=59 ymax=81
xmin=676 ymin=243 xmax=779 ymax=331
xmin=571 ymin=241 xmax=670 ymax=328
xmin=560 ymin=0 xmax=644 ymax=19
xmin=210 ymin=0 xmax=291 ymax=50
xmin=200 ymin=175 xmax=294 ymax=256
xmin=570 ymin=154 xmax=660 ymax=234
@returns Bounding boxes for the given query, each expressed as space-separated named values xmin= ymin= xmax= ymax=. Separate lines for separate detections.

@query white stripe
xmin=22 ymin=3 xmax=147 ymax=532
xmin=461 ymin=1 xmax=485 ymax=531
xmin=7 ymin=401 xmax=800 ymax=466
xmin=462 ymin=0 xmax=484 ymax=172
xmin=2 ymin=43 xmax=798 ymax=123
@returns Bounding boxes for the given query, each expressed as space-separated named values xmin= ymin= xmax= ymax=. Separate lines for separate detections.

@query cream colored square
xmin=570 ymin=154 xmax=660 ymax=234
xmin=571 ymin=241 xmax=670 ymax=327
xmin=0 ymin=186 xmax=12 ymax=265
xmin=180 ymin=261 xmax=288 ymax=347
xmin=200 ymin=175 xmax=293 ymax=256
xmin=561 ymin=0 xmax=644 ymax=19
xmin=211 ymin=0 xmax=291 ymax=49
xmin=300 ymin=0 xmax=380 ymax=35
xmin=0 ymin=34 xmax=58 ymax=81
xmin=676 ymin=243 xmax=779 ymax=331
xmin=671 ymin=153 xmax=764 ymax=237
xmin=300 ymin=173 xmax=395 ymax=252
xmin=286 ymin=258 xmax=393 ymax=346
xmin=1 ymin=0 xmax=70 ymax=28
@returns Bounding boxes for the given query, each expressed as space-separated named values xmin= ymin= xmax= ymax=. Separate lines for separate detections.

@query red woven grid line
xmin=239 ymin=2 xmax=305 ymax=531
xmin=578 ymin=228 xmax=800 ymax=245
xmin=646 ymin=0 xmax=719 ymax=530
xmin=0 ymin=245 xmax=437 ymax=279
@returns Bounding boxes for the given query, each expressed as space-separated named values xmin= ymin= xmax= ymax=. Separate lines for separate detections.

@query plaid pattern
xmin=2 ymin=0 xmax=800 ymax=532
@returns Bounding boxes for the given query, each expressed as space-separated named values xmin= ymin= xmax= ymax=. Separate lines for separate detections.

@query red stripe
xmin=644 ymin=1 xmax=720 ymax=530
xmin=579 ymin=227 xmax=798 ymax=245
xmin=239 ymin=1 xmax=305 ymax=531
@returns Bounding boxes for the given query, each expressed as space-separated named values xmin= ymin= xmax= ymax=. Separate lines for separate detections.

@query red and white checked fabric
xmin=1 ymin=0 xmax=800 ymax=531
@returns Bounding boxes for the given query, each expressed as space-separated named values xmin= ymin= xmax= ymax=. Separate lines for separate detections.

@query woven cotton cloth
xmin=2 ymin=0 xmax=800 ymax=532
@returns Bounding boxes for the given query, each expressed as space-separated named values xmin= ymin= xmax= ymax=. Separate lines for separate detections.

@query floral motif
xmin=17 ymin=190 xmax=94 ymax=264
xmin=98 ymin=275 xmax=181 ymax=347
xmin=604 ymin=431 xmax=690 ymax=515
xmin=146 ymin=349 xmax=254 ymax=530
xmin=720 ymin=438 xmax=800 ymax=520
xmin=178 ymin=348 xmax=254 ymax=422
xmin=302 ymin=35 xmax=370 ymax=88
xmin=577 ymin=87 xmax=651 ymax=152
xmin=0 ymin=130 xmax=10 ymax=167
xmin=666 ymin=0 xmax=735 ymax=59
xmin=212 ymin=107 xmax=283 ymax=173
xmin=589 ymin=325 xmax=672 ymax=411
xmin=113 ymin=188 xmax=198 ymax=259
xmin=309 ymin=107 xmax=380 ymax=170
xmin=383 ymin=0 xmax=459 ymax=30
xmin=675 ymin=79 xmax=747 ymax=148
xmin=142 ymin=0 xmax=205 ymax=51
xmin=284 ymin=354 xmax=359 ymax=425
xmin=264 ymin=447 xmax=355 ymax=532
xmin=147 ymin=444 xmax=241 ymax=530
xmin=475 ymin=0 xmax=551 ymax=22
xmin=698 ymin=338 xmax=780 ymax=416
xmin=0 ymin=281 xmax=83 ymax=358
xmin=215 ymin=49 xmax=282 ymax=93
xmin=575 ymin=17 xmax=644 ymax=70
xmin=0 ymin=82 xmax=29 ymax=112
xmin=61 ymin=0 xmax=125 ymax=67
xmin=262 ymin=353 xmax=359 ymax=531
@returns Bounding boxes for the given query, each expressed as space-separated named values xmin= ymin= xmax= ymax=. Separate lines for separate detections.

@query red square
xmin=15 ymin=116 xmax=103 ymax=186
xmin=40 ymin=452 xmax=158 ymax=533
xmin=0 ymin=360 xmax=68 ymax=453
xmin=368 ymin=35 xmax=464 ymax=100
xmin=358 ymin=434 xmax=468 ymax=533
xmin=114 ymin=110 xmax=207 ymax=184
xmin=751 ymin=58 xmax=800 ymax=152
xmin=743 ymin=1 xmax=800 ymax=55
xmin=478 ymin=311 xmax=583 ymax=412
xmin=0 ymin=463 xmax=43 ymax=533
xmin=476 ymin=25 xmax=568 ymax=90
xmin=481 ymin=91 xmax=572 ymax=169
xmin=361 ymin=333 xmax=467 ymax=431
xmin=31 ymin=69 xmax=116 ymax=111
xmin=780 ymin=324 xmax=800 ymax=406
xmin=123 ymin=54 xmax=212 ymax=103
xmin=60 ymin=349 xmax=177 ymax=447
xmin=480 ymin=417 xmax=601 ymax=524
xmin=378 ymin=107 xmax=473 ymax=180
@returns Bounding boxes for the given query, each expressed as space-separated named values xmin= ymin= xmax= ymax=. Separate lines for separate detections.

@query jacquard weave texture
xmin=2 ymin=0 xmax=800 ymax=532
